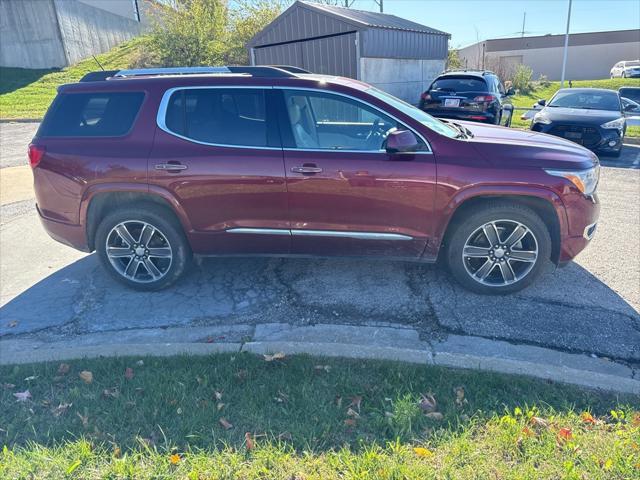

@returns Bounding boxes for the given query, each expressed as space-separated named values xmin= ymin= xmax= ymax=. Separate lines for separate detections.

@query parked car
xmin=619 ymin=86 xmax=640 ymax=104
xmin=418 ymin=70 xmax=514 ymax=125
xmin=621 ymin=96 xmax=640 ymax=126
xmin=610 ymin=60 xmax=640 ymax=78
xmin=530 ymin=88 xmax=627 ymax=157
xmin=30 ymin=66 xmax=600 ymax=295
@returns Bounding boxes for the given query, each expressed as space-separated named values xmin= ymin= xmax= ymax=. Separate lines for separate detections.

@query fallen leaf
xmin=176 ymin=407 xmax=183 ymax=415
xmin=245 ymin=432 xmax=254 ymax=450
xmin=77 ymin=412 xmax=89 ymax=427
xmin=52 ymin=402 xmax=72 ymax=417
xmin=344 ymin=418 xmax=357 ymax=426
xmin=419 ymin=393 xmax=437 ymax=413
xmin=521 ymin=426 xmax=535 ymax=437
xmin=263 ymin=352 xmax=286 ymax=362
xmin=2 ymin=383 xmax=15 ymax=389
xmin=124 ymin=368 xmax=134 ymax=380
xmin=349 ymin=395 xmax=362 ymax=412
xmin=346 ymin=407 xmax=360 ymax=418
xmin=581 ymin=412 xmax=596 ymax=424
xmin=453 ymin=386 xmax=466 ymax=407
xmin=57 ymin=363 xmax=70 ymax=375
xmin=79 ymin=371 xmax=93 ymax=384
xmin=235 ymin=369 xmax=248 ymax=381
xmin=214 ymin=391 xmax=223 ymax=401
xmin=557 ymin=427 xmax=573 ymax=442
xmin=413 ymin=447 xmax=433 ymax=457
xmin=219 ymin=418 xmax=233 ymax=430
xmin=314 ymin=365 xmax=331 ymax=373
xmin=169 ymin=453 xmax=180 ymax=465
xmin=102 ymin=387 xmax=119 ymax=399
xmin=24 ymin=376 xmax=38 ymax=382
xmin=335 ymin=396 xmax=343 ymax=408
xmin=113 ymin=446 xmax=121 ymax=458
xmin=530 ymin=416 xmax=549 ymax=429
xmin=216 ymin=402 xmax=225 ymax=411
xmin=425 ymin=412 xmax=444 ymax=421
xmin=13 ymin=390 xmax=31 ymax=402
xmin=274 ymin=391 xmax=289 ymax=403
xmin=631 ymin=413 xmax=640 ymax=427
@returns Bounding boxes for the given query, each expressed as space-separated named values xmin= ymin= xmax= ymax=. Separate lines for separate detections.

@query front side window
xmin=164 ymin=88 xmax=267 ymax=147
xmin=282 ymin=90 xmax=428 ymax=151
xmin=40 ymin=92 xmax=144 ymax=137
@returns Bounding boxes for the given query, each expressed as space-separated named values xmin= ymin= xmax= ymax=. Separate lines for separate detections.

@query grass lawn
xmin=509 ymin=77 xmax=640 ymax=137
xmin=0 ymin=38 xmax=144 ymax=120
xmin=0 ymin=353 xmax=638 ymax=479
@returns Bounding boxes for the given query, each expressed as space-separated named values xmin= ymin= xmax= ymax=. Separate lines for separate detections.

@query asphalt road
xmin=1 ymin=122 xmax=639 ymax=364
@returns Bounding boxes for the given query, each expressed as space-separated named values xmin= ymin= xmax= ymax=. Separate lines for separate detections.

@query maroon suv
xmin=30 ymin=66 xmax=600 ymax=294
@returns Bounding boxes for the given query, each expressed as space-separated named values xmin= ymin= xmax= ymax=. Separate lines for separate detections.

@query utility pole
xmin=521 ymin=12 xmax=526 ymax=37
xmin=560 ymin=0 xmax=572 ymax=88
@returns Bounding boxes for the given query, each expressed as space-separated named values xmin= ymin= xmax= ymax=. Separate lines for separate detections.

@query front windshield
xmin=366 ymin=87 xmax=458 ymax=138
xmin=548 ymin=90 xmax=621 ymax=111
xmin=625 ymin=61 xmax=640 ymax=67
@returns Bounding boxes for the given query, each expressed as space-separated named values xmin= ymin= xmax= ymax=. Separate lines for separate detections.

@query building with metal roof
xmin=458 ymin=29 xmax=640 ymax=81
xmin=248 ymin=1 xmax=450 ymax=102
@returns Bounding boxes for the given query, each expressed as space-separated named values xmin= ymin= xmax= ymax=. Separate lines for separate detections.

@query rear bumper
xmin=37 ymin=204 xmax=90 ymax=252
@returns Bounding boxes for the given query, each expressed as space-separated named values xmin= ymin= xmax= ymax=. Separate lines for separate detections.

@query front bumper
xmin=558 ymin=194 xmax=600 ymax=263
xmin=37 ymin=204 xmax=90 ymax=252
xmin=531 ymin=122 xmax=623 ymax=152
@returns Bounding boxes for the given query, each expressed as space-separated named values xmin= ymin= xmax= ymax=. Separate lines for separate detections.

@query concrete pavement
xmin=1 ymin=122 xmax=639 ymax=391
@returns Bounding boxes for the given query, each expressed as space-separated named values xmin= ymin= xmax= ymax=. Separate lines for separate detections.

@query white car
xmin=610 ymin=60 xmax=640 ymax=78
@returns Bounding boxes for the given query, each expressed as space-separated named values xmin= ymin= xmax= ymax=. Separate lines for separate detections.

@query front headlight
xmin=533 ymin=112 xmax=552 ymax=125
xmin=545 ymin=164 xmax=600 ymax=196
xmin=601 ymin=117 xmax=625 ymax=130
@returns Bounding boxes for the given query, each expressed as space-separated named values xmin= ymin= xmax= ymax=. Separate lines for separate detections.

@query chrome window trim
xmin=227 ymin=228 xmax=290 ymax=236
xmin=227 ymin=227 xmax=413 ymax=241
xmin=156 ymin=85 xmax=281 ymax=151
xmin=276 ymin=86 xmax=432 ymax=154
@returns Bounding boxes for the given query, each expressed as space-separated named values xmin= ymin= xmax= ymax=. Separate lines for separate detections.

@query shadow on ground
xmin=1 ymin=254 xmax=638 ymax=363
xmin=0 ymin=67 xmax=57 ymax=94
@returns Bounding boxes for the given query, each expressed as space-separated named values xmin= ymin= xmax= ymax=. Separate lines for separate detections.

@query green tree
xmin=447 ymin=49 xmax=463 ymax=70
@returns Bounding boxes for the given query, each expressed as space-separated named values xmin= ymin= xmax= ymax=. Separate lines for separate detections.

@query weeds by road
xmin=0 ymin=353 xmax=638 ymax=478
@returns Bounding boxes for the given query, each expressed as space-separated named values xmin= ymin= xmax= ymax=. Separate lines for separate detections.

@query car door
xmin=149 ymin=86 xmax=290 ymax=254
xmin=277 ymin=88 xmax=436 ymax=258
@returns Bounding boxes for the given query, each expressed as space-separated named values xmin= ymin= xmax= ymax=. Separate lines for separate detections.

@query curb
xmin=1 ymin=324 xmax=637 ymax=394
xmin=0 ymin=118 xmax=41 ymax=123
xmin=624 ymin=137 xmax=640 ymax=145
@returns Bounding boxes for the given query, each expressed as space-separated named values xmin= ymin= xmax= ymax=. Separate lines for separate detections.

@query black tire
xmin=445 ymin=202 xmax=551 ymax=294
xmin=95 ymin=204 xmax=192 ymax=291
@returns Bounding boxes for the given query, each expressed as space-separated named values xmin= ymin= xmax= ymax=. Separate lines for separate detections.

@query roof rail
xmin=111 ymin=66 xmax=298 ymax=78
xmin=79 ymin=70 xmax=119 ymax=82
xmin=270 ymin=65 xmax=311 ymax=74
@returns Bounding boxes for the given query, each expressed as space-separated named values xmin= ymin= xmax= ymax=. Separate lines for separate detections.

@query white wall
xmin=360 ymin=57 xmax=445 ymax=104
xmin=77 ymin=0 xmax=138 ymax=20
xmin=459 ymin=41 xmax=640 ymax=80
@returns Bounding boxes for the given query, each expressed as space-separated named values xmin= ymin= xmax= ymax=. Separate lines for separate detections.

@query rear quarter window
xmin=39 ymin=92 xmax=144 ymax=137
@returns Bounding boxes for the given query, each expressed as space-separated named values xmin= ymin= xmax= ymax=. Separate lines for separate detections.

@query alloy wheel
xmin=462 ymin=219 xmax=538 ymax=287
xmin=105 ymin=221 xmax=172 ymax=283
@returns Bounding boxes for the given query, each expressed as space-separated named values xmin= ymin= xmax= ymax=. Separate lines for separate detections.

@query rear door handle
xmin=155 ymin=162 xmax=188 ymax=171
xmin=291 ymin=165 xmax=323 ymax=174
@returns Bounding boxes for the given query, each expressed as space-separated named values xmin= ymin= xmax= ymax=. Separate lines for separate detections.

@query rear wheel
xmin=95 ymin=205 xmax=192 ymax=290
xmin=445 ymin=203 xmax=551 ymax=294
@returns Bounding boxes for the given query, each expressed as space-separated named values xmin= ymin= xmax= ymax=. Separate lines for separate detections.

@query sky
xmin=346 ymin=0 xmax=640 ymax=48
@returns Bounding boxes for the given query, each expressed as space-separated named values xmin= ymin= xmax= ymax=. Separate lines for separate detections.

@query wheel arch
xmin=82 ymin=186 xmax=192 ymax=251
xmin=438 ymin=191 xmax=566 ymax=265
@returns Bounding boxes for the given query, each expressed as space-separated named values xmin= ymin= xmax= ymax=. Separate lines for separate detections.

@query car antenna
xmin=92 ymin=55 xmax=105 ymax=71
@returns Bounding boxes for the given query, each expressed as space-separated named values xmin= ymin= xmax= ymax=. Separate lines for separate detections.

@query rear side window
xmin=430 ymin=76 xmax=487 ymax=93
xmin=40 ymin=92 xmax=144 ymax=137
xmin=163 ymin=88 xmax=267 ymax=147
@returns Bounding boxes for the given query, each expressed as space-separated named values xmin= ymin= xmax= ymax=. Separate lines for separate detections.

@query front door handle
xmin=155 ymin=162 xmax=188 ymax=172
xmin=291 ymin=165 xmax=323 ymax=174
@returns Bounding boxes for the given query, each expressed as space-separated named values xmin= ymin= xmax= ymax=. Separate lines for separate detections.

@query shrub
xmin=512 ymin=64 xmax=534 ymax=94
xmin=537 ymin=74 xmax=551 ymax=88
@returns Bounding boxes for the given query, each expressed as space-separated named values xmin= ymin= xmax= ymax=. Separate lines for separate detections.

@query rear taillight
xmin=28 ymin=144 xmax=45 ymax=169
xmin=421 ymin=92 xmax=431 ymax=101
xmin=473 ymin=95 xmax=496 ymax=102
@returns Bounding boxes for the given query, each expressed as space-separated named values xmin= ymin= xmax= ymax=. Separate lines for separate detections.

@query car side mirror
xmin=538 ymin=99 xmax=546 ymax=106
xmin=624 ymin=103 xmax=638 ymax=112
xmin=505 ymin=88 xmax=515 ymax=96
xmin=386 ymin=130 xmax=419 ymax=154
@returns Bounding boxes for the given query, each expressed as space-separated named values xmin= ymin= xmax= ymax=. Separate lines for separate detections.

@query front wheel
xmin=445 ymin=203 xmax=551 ymax=294
xmin=95 ymin=205 xmax=192 ymax=290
